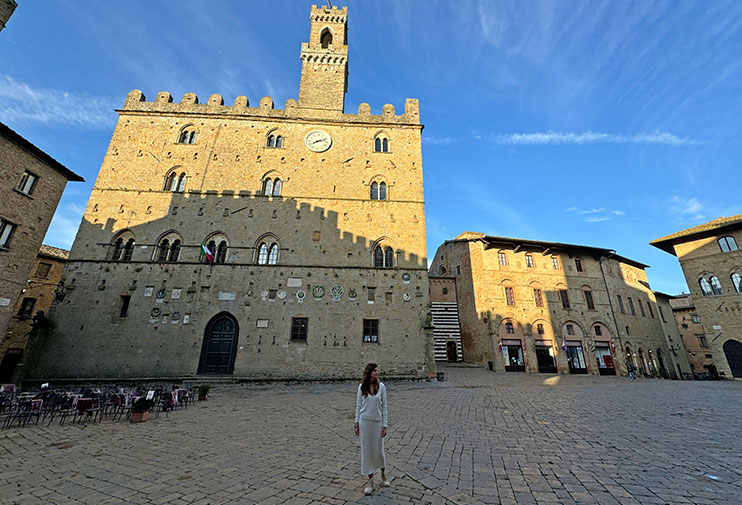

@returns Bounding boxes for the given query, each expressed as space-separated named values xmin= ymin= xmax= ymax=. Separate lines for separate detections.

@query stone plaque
xmin=171 ymin=288 xmax=181 ymax=300
xmin=144 ymin=286 xmax=154 ymax=297
xmin=257 ymin=319 xmax=269 ymax=328
xmin=219 ymin=291 xmax=237 ymax=301
xmin=287 ymin=277 xmax=302 ymax=287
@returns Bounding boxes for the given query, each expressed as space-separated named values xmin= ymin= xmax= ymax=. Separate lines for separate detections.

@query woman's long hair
xmin=360 ymin=363 xmax=378 ymax=397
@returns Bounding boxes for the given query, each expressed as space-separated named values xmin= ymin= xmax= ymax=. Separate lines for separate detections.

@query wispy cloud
xmin=566 ymin=206 xmax=626 ymax=223
xmin=423 ymin=130 xmax=698 ymax=146
xmin=44 ymin=203 xmax=85 ymax=249
xmin=668 ymin=196 xmax=705 ymax=220
xmin=422 ymin=136 xmax=459 ymax=145
xmin=0 ymin=75 xmax=117 ymax=128
xmin=496 ymin=130 xmax=699 ymax=145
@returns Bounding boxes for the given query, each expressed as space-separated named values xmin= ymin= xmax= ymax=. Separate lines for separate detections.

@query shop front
xmin=594 ymin=341 xmax=616 ymax=375
xmin=534 ymin=340 xmax=557 ymax=373
xmin=502 ymin=339 xmax=525 ymax=372
xmin=565 ymin=340 xmax=587 ymax=374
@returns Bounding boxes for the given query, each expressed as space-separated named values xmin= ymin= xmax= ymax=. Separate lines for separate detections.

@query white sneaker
xmin=381 ymin=479 xmax=391 ymax=487
xmin=363 ymin=481 xmax=374 ymax=495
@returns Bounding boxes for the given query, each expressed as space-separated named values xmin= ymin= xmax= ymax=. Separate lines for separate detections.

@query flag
xmin=561 ymin=335 xmax=567 ymax=351
xmin=200 ymin=242 xmax=214 ymax=271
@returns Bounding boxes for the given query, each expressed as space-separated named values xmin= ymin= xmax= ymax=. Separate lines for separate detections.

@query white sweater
xmin=354 ymin=382 xmax=388 ymax=427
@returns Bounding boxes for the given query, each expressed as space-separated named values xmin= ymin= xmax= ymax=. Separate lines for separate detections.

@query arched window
xmin=268 ymin=243 xmax=279 ymax=265
xmin=384 ymin=247 xmax=394 ymax=268
xmin=321 ymin=29 xmax=332 ymax=49
xmin=264 ymin=178 xmax=274 ymax=196
xmin=168 ymin=240 xmax=181 ymax=262
xmin=374 ymin=246 xmax=384 ymax=268
xmin=266 ymin=134 xmax=283 ymax=148
xmin=123 ymin=239 xmax=135 ymax=261
xmin=505 ymin=322 xmax=514 ymax=334
xmin=374 ymin=134 xmax=390 ymax=153
xmin=718 ymin=236 xmax=738 ymax=253
xmin=536 ymin=323 xmax=545 ymax=335
xmin=216 ymin=241 xmax=228 ymax=264
xmin=157 ymin=239 xmax=170 ymax=262
xmin=272 ymin=179 xmax=282 ymax=196
xmin=732 ymin=272 xmax=742 ymax=293
xmin=710 ymin=275 xmax=723 ymax=295
xmin=257 ymin=242 xmax=268 ymax=265
xmin=205 ymin=240 xmax=216 ymax=263
xmin=177 ymin=173 xmax=186 ymax=192
xmin=111 ymin=233 xmax=135 ymax=261
xmin=164 ymin=172 xmax=177 ymax=191
xmin=178 ymin=128 xmax=196 ymax=144
xmin=111 ymin=238 xmax=124 ymax=261
xmin=370 ymin=182 xmax=379 ymax=200
xmin=379 ymin=182 xmax=387 ymax=200
xmin=699 ymin=277 xmax=713 ymax=296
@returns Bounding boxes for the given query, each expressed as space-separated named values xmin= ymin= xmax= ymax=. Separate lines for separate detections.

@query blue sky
xmin=1 ymin=1 xmax=741 ymax=294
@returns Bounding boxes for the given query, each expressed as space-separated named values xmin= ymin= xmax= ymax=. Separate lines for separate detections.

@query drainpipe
xmin=598 ymin=251 xmax=626 ymax=373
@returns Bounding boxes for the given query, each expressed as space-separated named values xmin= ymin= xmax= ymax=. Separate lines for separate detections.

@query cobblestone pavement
xmin=1 ymin=366 xmax=741 ymax=505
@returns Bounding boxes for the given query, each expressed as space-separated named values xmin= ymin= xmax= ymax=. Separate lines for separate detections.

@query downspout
xmin=598 ymin=251 xmax=625 ymax=373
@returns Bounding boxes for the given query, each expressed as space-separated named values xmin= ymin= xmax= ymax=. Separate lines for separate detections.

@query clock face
xmin=304 ymin=130 xmax=332 ymax=152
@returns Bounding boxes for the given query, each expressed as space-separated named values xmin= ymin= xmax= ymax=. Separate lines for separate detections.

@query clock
xmin=304 ymin=130 xmax=332 ymax=152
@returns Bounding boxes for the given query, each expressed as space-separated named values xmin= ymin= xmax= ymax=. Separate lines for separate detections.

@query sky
xmin=1 ymin=0 xmax=741 ymax=295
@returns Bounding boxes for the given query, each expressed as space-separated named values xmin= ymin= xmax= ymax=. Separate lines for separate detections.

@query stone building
xmin=651 ymin=216 xmax=742 ymax=378
xmin=429 ymin=276 xmax=463 ymax=362
xmin=32 ymin=5 xmax=434 ymax=381
xmin=429 ymin=232 xmax=674 ymax=377
xmin=0 ymin=0 xmax=17 ymax=33
xmin=653 ymin=291 xmax=693 ymax=379
xmin=0 ymin=245 xmax=68 ymax=382
xmin=668 ymin=294 xmax=716 ymax=377
xmin=0 ymin=121 xmax=83 ymax=369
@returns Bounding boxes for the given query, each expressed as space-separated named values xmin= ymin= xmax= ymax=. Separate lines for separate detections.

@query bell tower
xmin=298 ymin=4 xmax=348 ymax=114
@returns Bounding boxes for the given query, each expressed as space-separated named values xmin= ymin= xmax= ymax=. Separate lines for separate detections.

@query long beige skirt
xmin=359 ymin=419 xmax=386 ymax=475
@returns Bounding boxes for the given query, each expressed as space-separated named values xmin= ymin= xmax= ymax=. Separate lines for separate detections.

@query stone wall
xmin=429 ymin=234 xmax=674 ymax=376
xmin=32 ymin=4 xmax=434 ymax=381
xmin=0 ymin=128 xmax=73 ymax=355
xmin=673 ymin=228 xmax=742 ymax=378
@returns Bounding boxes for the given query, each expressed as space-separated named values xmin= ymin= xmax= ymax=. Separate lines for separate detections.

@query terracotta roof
xmin=448 ymin=232 xmax=649 ymax=269
xmin=39 ymin=244 xmax=70 ymax=260
xmin=0 ymin=121 xmax=84 ymax=182
xmin=650 ymin=215 xmax=742 ymax=255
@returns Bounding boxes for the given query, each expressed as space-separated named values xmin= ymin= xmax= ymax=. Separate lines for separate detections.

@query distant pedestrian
xmin=628 ymin=364 xmax=637 ymax=381
xmin=354 ymin=363 xmax=390 ymax=495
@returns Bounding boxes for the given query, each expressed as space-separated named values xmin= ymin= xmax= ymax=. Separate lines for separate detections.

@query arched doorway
xmin=723 ymin=339 xmax=742 ymax=378
xmin=198 ymin=312 xmax=239 ymax=374
xmin=637 ymin=348 xmax=647 ymax=376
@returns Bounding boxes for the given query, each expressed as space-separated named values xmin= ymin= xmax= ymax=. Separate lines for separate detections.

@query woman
xmin=354 ymin=363 xmax=390 ymax=495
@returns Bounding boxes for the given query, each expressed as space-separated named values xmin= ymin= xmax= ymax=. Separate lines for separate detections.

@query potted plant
xmin=130 ymin=397 xmax=155 ymax=423
xmin=198 ymin=384 xmax=211 ymax=401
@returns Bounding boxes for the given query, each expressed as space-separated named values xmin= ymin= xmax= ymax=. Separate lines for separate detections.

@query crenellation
xmin=120 ymin=89 xmax=421 ymax=125
xmin=182 ymin=92 xmax=199 ymax=105
xmin=208 ymin=94 xmax=224 ymax=106
xmin=155 ymin=91 xmax=173 ymax=103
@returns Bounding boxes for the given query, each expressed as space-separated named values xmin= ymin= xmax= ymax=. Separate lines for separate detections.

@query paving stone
xmin=1 ymin=367 xmax=741 ymax=504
